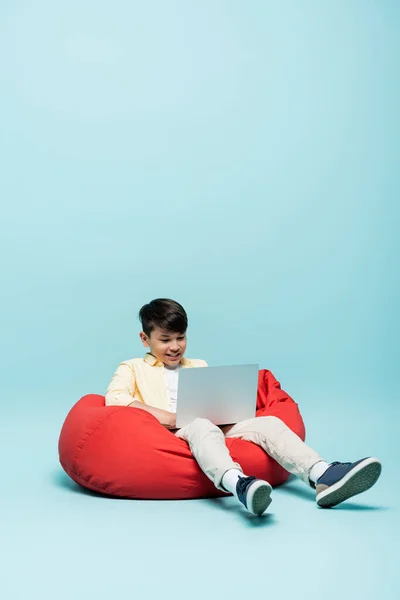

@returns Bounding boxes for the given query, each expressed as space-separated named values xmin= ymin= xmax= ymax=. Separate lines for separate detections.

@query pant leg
xmin=175 ymin=418 xmax=242 ymax=491
xmin=225 ymin=416 xmax=324 ymax=486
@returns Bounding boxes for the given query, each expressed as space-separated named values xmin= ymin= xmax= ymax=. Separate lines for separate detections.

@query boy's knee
xmin=258 ymin=415 xmax=285 ymax=429
xmin=190 ymin=417 xmax=216 ymax=430
xmin=179 ymin=418 xmax=217 ymax=442
xmin=176 ymin=417 xmax=216 ymax=441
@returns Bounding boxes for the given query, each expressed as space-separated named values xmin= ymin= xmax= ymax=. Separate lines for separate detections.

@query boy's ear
xmin=139 ymin=332 xmax=150 ymax=347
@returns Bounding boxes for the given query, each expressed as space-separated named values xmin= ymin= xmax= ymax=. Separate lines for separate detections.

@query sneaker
xmin=316 ymin=457 xmax=382 ymax=508
xmin=236 ymin=475 xmax=272 ymax=516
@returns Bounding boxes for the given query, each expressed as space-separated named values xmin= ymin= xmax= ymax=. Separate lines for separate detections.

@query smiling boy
xmin=106 ymin=298 xmax=382 ymax=516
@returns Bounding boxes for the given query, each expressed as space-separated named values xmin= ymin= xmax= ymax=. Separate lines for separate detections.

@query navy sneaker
xmin=236 ymin=476 xmax=272 ymax=516
xmin=316 ymin=457 xmax=382 ymax=508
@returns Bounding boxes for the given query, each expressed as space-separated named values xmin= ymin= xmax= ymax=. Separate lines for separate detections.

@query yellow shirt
xmin=105 ymin=353 xmax=208 ymax=410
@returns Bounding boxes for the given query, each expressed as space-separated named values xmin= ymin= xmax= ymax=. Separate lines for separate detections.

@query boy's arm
xmin=105 ymin=362 xmax=176 ymax=428
xmin=105 ymin=362 xmax=137 ymax=407
xmin=128 ymin=401 xmax=176 ymax=429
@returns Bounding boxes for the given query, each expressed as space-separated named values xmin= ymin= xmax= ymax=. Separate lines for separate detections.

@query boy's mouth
xmin=166 ymin=353 xmax=181 ymax=361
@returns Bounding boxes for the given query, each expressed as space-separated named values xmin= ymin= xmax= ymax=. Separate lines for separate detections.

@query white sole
xmin=246 ymin=480 xmax=273 ymax=516
xmin=317 ymin=457 xmax=382 ymax=508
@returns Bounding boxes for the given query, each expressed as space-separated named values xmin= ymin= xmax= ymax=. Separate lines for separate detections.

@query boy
xmin=106 ymin=298 xmax=382 ymax=516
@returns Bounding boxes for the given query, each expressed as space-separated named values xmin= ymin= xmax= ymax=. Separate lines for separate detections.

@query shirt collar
xmin=144 ymin=353 xmax=191 ymax=367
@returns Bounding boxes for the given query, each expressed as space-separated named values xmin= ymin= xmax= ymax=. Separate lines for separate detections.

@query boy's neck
xmin=164 ymin=363 xmax=181 ymax=371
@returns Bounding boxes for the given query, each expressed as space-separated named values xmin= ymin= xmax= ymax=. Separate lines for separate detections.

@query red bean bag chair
xmin=58 ymin=369 xmax=306 ymax=499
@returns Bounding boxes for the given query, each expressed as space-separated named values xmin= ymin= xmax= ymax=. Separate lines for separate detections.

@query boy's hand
xmin=128 ymin=401 xmax=177 ymax=429
xmin=166 ymin=412 xmax=177 ymax=429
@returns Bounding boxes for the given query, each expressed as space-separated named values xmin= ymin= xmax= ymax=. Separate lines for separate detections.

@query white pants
xmin=175 ymin=416 xmax=323 ymax=491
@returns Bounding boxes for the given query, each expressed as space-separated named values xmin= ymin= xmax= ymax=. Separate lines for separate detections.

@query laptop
xmin=175 ymin=364 xmax=259 ymax=429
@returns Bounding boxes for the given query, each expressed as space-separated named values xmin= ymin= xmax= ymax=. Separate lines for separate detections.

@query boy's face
xmin=140 ymin=327 xmax=187 ymax=367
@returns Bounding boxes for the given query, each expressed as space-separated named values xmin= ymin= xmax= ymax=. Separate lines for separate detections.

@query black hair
xmin=139 ymin=298 xmax=188 ymax=337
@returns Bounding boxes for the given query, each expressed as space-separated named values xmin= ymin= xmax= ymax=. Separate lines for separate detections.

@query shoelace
xmin=329 ymin=462 xmax=352 ymax=468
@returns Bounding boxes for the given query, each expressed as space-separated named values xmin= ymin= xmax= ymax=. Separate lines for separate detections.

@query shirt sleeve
xmin=105 ymin=362 xmax=137 ymax=406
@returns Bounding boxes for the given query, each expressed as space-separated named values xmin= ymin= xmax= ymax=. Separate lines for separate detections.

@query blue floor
xmin=2 ymin=389 xmax=399 ymax=600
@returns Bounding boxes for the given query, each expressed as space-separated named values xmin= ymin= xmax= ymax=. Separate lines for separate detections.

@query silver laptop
xmin=175 ymin=364 xmax=259 ymax=429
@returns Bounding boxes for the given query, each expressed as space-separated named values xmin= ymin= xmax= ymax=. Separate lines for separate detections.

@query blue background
xmin=0 ymin=1 xmax=398 ymax=599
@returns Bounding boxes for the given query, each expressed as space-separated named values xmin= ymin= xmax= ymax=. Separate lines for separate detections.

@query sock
xmin=221 ymin=469 xmax=245 ymax=495
xmin=309 ymin=461 xmax=330 ymax=484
